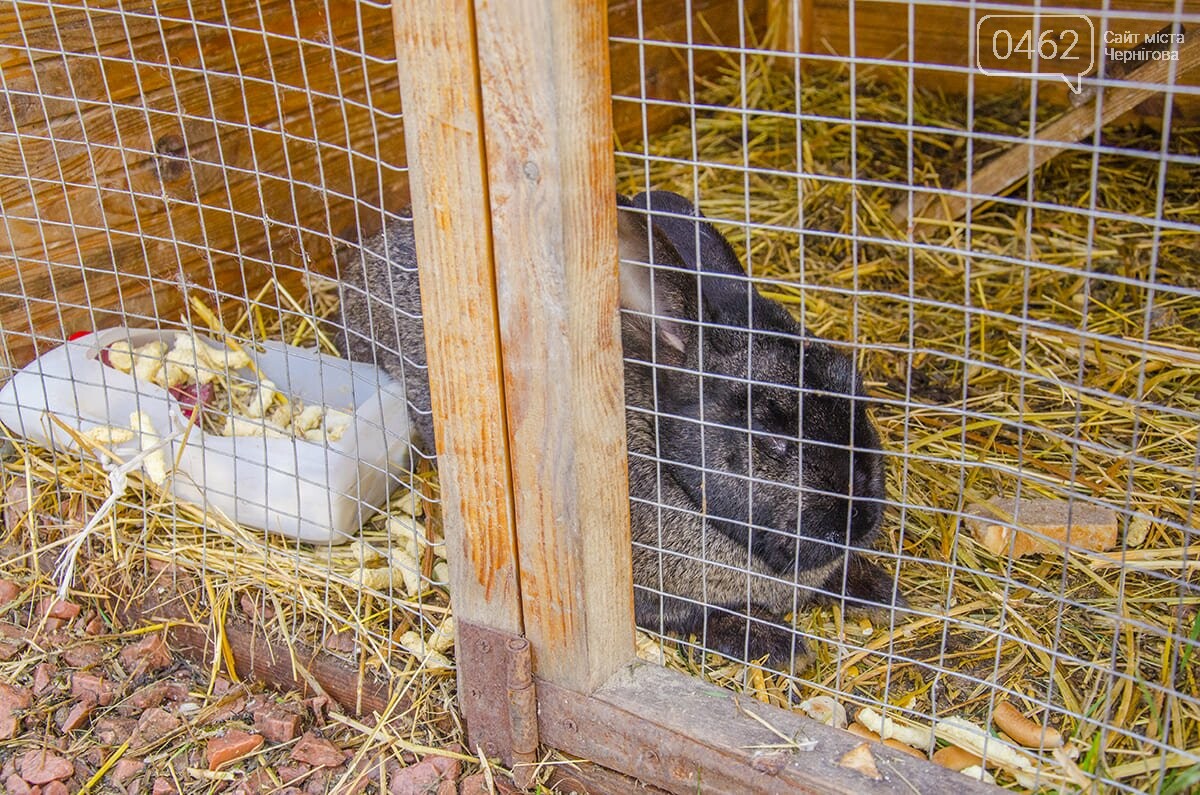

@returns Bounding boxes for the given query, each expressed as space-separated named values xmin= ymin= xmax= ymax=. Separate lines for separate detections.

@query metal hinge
xmin=457 ymin=621 xmax=539 ymax=788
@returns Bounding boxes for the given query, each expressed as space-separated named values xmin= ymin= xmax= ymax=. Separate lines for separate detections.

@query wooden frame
xmin=15 ymin=0 xmax=1192 ymax=790
xmin=392 ymin=2 xmax=998 ymax=791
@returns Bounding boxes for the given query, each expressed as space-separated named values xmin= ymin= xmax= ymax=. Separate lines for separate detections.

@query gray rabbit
xmin=337 ymin=192 xmax=900 ymax=671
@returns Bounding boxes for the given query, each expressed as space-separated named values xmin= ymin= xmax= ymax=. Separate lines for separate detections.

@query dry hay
xmin=1 ymin=43 xmax=1198 ymax=795
xmin=615 ymin=48 xmax=1200 ymax=793
xmin=0 ymin=281 xmax=542 ymax=792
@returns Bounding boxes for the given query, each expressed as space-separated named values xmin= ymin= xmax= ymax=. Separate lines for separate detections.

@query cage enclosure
xmin=0 ymin=1 xmax=1198 ymax=794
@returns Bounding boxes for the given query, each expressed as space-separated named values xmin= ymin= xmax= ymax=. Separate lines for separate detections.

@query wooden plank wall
xmin=4 ymin=0 xmax=1192 ymax=370
xmin=0 ymin=0 xmax=760 ymax=371
xmin=806 ymin=0 xmax=1200 ymax=115
xmin=0 ymin=0 xmax=407 ymax=369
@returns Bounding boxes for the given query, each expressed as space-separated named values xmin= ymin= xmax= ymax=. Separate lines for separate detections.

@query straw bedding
xmin=615 ymin=52 xmax=1199 ymax=792
xmin=1 ymin=52 xmax=1197 ymax=793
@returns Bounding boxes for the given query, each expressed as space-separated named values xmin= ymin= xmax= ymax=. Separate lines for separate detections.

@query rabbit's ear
xmin=617 ymin=207 xmax=693 ymax=357
xmin=632 ymin=191 xmax=746 ymax=278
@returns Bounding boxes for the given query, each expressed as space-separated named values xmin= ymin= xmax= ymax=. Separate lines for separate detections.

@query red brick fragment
xmin=290 ymin=732 xmax=345 ymax=768
xmin=42 ymin=781 xmax=69 ymax=795
xmin=254 ymin=704 xmax=303 ymax=743
xmin=239 ymin=593 xmax=276 ymax=622
xmin=32 ymin=663 xmax=55 ymax=696
xmin=458 ymin=773 xmax=521 ymax=795
xmin=152 ymin=777 xmax=176 ymax=795
xmin=111 ymin=758 xmax=145 ymax=784
xmin=62 ymin=642 xmax=105 ymax=668
xmin=275 ymin=763 xmax=310 ymax=785
xmin=132 ymin=708 xmax=181 ymax=747
xmin=323 ymin=630 xmax=356 ymax=654
xmin=386 ymin=754 xmax=460 ymax=795
xmin=306 ymin=696 xmax=330 ymax=725
xmin=0 ymin=579 xmax=18 ymax=606
xmin=128 ymin=682 xmax=170 ymax=710
xmin=0 ymin=621 xmax=27 ymax=660
xmin=119 ymin=633 xmax=173 ymax=675
xmin=0 ymin=683 xmax=31 ymax=740
xmin=84 ymin=613 xmax=105 ymax=635
xmin=57 ymin=696 xmax=96 ymax=732
xmin=94 ymin=716 xmax=138 ymax=745
xmin=197 ymin=693 xmax=247 ymax=726
xmin=4 ymin=773 xmax=33 ymax=795
xmin=39 ymin=597 xmax=81 ymax=621
xmin=207 ymin=729 xmax=264 ymax=770
xmin=70 ymin=672 xmax=116 ymax=706
xmin=18 ymin=749 xmax=73 ymax=784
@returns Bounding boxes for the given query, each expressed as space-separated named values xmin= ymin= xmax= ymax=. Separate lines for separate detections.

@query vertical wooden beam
xmin=473 ymin=0 xmax=636 ymax=691
xmin=391 ymin=2 xmax=521 ymax=636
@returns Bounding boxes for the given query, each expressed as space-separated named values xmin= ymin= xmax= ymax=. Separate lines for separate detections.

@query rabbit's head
xmin=617 ymin=192 xmax=885 ymax=578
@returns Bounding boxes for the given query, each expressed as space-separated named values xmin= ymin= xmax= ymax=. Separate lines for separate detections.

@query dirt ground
xmin=0 ymin=570 xmax=526 ymax=795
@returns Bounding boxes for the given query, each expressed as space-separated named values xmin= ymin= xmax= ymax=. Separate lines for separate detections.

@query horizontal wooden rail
xmin=538 ymin=662 xmax=1000 ymax=795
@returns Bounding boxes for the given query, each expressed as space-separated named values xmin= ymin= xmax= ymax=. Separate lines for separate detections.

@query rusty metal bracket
xmin=457 ymin=621 xmax=538 ymax=786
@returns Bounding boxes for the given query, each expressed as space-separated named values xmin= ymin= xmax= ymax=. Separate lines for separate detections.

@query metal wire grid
xmin=613 ymin=1 xmax=1200 ymax=791
xmin=0 ymin=0 xmax=443 ymax=671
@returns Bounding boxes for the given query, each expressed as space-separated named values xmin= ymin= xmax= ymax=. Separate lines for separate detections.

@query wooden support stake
xmin=894 ymin=33 xmax=1200 ymax=234
xmin=472 ymin=0 xmax=636 ymax=693
xmin=391 ymin=0 xmax=524 ymax=758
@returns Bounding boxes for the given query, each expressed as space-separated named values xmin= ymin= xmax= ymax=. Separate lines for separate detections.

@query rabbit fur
xmin=336 ymin=192 xmax=901 ymax=671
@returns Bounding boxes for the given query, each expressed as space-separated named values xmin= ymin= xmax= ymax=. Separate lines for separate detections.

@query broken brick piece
xmin=62 ymin=642 xmax=105 ymax=668
xmin=41 ymin=780 xmax=70 ymax=795
xmin=290 ymin=732 xmax=345 ymax=768
xmin=0 ymin=683 xmax=31 ymax=740
xmin=276 ymin=763 xmax=310 ymax=785
xmin=386 ymin=755 xmax=460 ymax=795
xmin=965 ymin=497 xmax=1119 ymax=558
xmin=58 ymin=696 xmax=96 ymax=732
xmin=111 ymin=758 xmax=145 ymax=785
xmin=132 ymin=708 xmax=181 ymax=747
xmin=119 ymin=633 xmax=173 ymax=675
xmin=458 ymin=773 xmax=520 ymax=795
xmin=4 ymin=773 xmax=33 ymax=795
xmin=206 ymin=729 xmax=264 ymax=770
xmin=254 ymin=704 xmax=303 ymax=743
xmin=0 ymin=622 xmax=27 ymax=661
xmin=70 ymin=672 xmax=116 ymax=706
xmin=39 ymin=597 xmax=81 ymax=622
xmin=94 ymin=716 xmax=138 ymax=745
xmin=18 ymin=749 xmax=74 ymax=784
xmin=152 ymin=776 xmax=177 ymax=795
xmin=84 ymin=613 xmax=105 ymax=635
xmin=31 ymin=662 xmax=55 ymax=696
xmin=0 ymin=579 xmax=18 ymax=606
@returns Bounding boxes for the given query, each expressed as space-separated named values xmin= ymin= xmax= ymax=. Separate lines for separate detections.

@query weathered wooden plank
xmin=809 ymin=0 xmax=1200 ymax=116
xmin=390 ymin=0 xmax=521 ymax=636
xmin=539 ymin=663 xmax=1003 ymax=795
xmin=0 ymin=88 xmax=408 ymax=367
xmin=0 ymin=0 xmax=407 ymax=369
xmin=608 ymin=0 xmax=773 ymax=143
xmin=896 ymin=32 xmax=1200 ymax=231
xmin=0 ymin=0 xmax=399 ymax=223
xmin=474 ymin=0 xmax=634 ymax=693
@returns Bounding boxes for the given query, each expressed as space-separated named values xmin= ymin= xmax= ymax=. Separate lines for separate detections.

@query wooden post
xmin=390 ymin=2 xmax=522 ymax=636
xmin=472 ymin=0 xmax=636 ymax=693
xmin=391 ymin=0 xmax=634 ymax=763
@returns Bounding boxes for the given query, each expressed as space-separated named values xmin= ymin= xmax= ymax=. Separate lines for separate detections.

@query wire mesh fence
xmin=0 ymin=0 xmax=1198 ymax=793
xmin=0 ymin=1 xmax=459 ymax=784
xmin=613 ymin=2 xmax=1200 ymax=792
